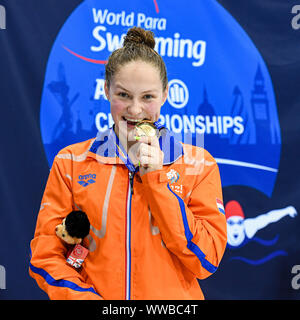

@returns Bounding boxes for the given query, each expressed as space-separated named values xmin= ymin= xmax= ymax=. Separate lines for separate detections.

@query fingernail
xmin=135 ymin=136 xmax=141 ymax=141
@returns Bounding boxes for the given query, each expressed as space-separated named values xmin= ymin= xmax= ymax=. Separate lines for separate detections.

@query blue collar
xmin=89 ymin=123 xmax=184 ymax=172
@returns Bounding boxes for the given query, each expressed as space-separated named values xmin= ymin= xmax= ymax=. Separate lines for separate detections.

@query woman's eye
xmin=118 ymin=92 xmax=129 ymax=98
xmin=143 ymin=94 xmax=153 ymax=100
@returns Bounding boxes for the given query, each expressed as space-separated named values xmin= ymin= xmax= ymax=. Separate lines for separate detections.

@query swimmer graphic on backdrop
xmin=225 ymin=200 xmax=297 ymax=248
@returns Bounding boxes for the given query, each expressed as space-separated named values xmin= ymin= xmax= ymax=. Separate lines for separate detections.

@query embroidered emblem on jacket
xmin=77 ymin=174 xmax=96 ymax=187
xmin=166 ymin=169 xmax=180 ymax=184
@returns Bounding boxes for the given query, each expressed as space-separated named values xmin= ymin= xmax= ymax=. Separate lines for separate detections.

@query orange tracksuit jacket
xmin=29 ymin=127 xmax=227 ymax=300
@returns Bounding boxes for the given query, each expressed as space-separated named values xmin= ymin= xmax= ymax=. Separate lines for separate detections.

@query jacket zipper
xmin=125 ymin=171 xmax=134 ymax=300
xmin=129 ymin=171 xmax=134 ymax=195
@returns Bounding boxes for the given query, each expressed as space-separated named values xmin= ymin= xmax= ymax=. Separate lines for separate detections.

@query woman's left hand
xmin=135 ymin=135 xmax=164 ymax=176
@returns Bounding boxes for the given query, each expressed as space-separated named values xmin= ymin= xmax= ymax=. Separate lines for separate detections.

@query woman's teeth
xmin=125 ymin=118 xmax=141 ymax=122
xmin=123 ymin=117 xmax=148 ymax=123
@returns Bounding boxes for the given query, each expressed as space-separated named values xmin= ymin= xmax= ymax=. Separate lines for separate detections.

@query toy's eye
xmin=62 ymin=234 xmax=65 ymax=237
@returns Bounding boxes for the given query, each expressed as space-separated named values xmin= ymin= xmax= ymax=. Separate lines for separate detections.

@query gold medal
xmin=135 ymin=120 xmax=157 ymax=137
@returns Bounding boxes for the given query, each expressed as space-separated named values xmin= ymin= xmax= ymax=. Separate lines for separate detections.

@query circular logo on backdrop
xmin=167 ymin=79 xmax=189 ymax=109
xmin=40 ymin=0 xmax=281 ymax=197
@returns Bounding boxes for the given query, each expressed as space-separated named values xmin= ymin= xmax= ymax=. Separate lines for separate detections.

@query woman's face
xmin=105 ymin=60 xmax=168 ymax=146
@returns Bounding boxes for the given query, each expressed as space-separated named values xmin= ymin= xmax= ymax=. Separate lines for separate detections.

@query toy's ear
xmin=74 ymin=238 xmax=82 ymax=244
xmin=55 ymin=223 xmax=64 ymax=237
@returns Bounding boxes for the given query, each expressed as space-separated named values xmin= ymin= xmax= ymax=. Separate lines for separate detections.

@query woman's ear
xmin=162 ymin=84 xmax=169 ymax=105
xmin=104 ymin=81 xmax=110 ymax=101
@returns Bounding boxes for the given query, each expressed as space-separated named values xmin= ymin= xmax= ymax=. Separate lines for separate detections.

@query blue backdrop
xmin=0 ymin=0 xmax=299 ymax=299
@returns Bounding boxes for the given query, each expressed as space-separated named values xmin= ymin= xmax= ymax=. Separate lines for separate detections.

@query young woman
xmin=29 ymin=27 xmax=227 ymax=300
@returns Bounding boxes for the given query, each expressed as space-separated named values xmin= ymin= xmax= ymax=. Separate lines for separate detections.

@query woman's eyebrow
xmin=115 ymin=84 xmax=130 ymax=92
xmin=141 ymin=89 xmax=158 ymax=94
xmin=115 ymin=84 xmax=158 ymax=94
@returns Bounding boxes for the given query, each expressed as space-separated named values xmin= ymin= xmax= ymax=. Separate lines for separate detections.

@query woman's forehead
xmin=116 ymin=60 xmax=160 ymax=76
xmin=111 ymin=61 xmax=163 ymax=90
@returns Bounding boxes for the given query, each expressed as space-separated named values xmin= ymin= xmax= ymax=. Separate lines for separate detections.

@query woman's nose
xmin=127 ymin=99 xmax=142 ymax=115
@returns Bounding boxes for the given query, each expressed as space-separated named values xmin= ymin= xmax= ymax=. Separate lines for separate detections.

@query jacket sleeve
xmin=29 ymin=155 xmax=102 ymax=300
xmin=141 ymin=149 xmax=227 ymax=280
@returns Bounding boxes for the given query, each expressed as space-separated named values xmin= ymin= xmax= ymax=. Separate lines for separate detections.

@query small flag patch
xmin=216 ymin=198 xmax=225 ymax=214
xmin=66 ymin=244 xmax=89 ymax=268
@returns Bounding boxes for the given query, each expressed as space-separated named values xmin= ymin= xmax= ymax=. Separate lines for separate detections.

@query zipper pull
xmin=129 ymin=171 xmax=134 ymax=195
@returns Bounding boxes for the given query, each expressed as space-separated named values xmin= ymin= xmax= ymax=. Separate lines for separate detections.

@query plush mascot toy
xmin=55 ymin=210 xmax=90 ymax=268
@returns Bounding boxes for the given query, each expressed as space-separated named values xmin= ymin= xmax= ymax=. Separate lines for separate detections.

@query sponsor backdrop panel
xmin=0 ymin=0 xmax=299 ymax=299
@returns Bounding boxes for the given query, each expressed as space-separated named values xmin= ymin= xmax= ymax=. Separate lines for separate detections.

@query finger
xmin=138 ymin=143 xmax=154 ymax=157
xmin=137 ymin=135 xmax=160 ymax=148
xmin=139 ymin=155 xmax=162 ymax=167
xmin=128 ymin=128 xmax=138 ymax=142
xmin=139 ymin=144 xmax=163 ymax=164
xmin=139 ymin=155 xmax=151 ymax=167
